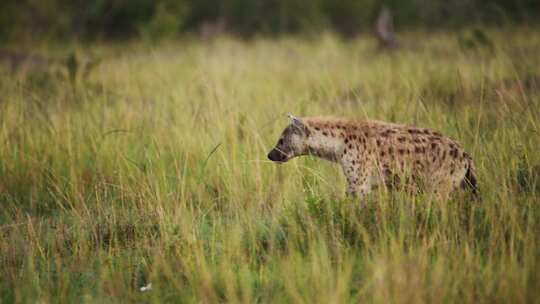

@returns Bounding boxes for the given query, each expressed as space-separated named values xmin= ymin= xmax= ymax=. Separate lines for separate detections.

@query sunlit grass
xmin=1 ymin=29 xmax=539 ymax=303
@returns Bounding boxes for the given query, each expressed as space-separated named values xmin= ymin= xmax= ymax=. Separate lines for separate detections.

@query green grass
xmin=1 ymin=29 xmax=539 ymax=303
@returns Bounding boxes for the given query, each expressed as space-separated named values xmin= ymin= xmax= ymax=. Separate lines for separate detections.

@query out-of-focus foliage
xmin=0 ymin=0 xmax=539 ymax=41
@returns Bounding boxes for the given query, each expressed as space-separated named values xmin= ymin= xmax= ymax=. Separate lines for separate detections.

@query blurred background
xmin=1 ymin=0 xmax=538 ymax=42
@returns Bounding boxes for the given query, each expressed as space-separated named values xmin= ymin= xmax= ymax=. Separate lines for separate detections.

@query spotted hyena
xmin=267 ymin=115 xmax=477 ymax=200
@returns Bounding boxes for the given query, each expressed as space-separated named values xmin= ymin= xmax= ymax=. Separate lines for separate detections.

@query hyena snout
xmin=267 ymin=148 xmax=288 ymax=162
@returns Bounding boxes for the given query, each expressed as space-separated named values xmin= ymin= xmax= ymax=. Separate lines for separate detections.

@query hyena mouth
xmin=267 ymin=149 xmax=288 ymax=163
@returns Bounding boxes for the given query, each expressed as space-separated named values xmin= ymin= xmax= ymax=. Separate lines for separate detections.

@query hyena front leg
xmin=343 ymin=165 xmax=373 ymax=203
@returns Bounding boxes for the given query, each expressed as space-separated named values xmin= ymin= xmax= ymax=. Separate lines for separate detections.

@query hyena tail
xmin=461 ymin=159 xmax=479 ymax=199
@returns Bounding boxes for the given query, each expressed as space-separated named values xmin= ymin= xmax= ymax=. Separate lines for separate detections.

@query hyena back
xmin=267 ymin=115 xmax=477 ymax=200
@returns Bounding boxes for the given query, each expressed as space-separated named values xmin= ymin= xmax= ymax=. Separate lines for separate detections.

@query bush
xmin=0 ymin=0 xmax=539 ymax=41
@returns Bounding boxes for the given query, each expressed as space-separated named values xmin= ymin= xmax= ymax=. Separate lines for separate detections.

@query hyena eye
xmin=278 ymin=139 xmax=284 ymax=145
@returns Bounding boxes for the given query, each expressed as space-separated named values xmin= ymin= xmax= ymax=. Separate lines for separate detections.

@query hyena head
xmin=267 ymin=115 xmax=310 ymax=163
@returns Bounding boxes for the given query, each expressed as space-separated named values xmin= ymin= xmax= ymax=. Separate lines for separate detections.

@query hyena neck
xmin=304 ymin=124 xmax=345 ymax=162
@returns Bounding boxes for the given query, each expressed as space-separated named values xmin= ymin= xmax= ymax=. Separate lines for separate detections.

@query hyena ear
xmin=288 ymin=113 xmax=309 ymax=135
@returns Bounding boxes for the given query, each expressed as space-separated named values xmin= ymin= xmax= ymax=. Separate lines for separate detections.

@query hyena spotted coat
xmin=267 ymin=115 xmax=477 ymax=200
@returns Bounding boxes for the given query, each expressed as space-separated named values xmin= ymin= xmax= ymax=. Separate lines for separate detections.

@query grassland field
xmin=0 ymin=28 xmax=539 ymax=303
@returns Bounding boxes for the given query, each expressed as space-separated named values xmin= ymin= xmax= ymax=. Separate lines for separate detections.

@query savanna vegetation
xmin=1 ymin=27 xmax=540 ymax=302
xmin=1 ymin=0 xmax=539 ymax=41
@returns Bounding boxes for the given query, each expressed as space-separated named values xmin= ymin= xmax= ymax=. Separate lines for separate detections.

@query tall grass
xmin=1 ymin=29 xmax=539 ymax=303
